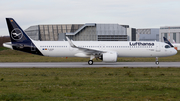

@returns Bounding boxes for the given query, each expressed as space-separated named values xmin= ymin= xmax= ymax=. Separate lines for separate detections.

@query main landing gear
xmin=88 ymin=55 xmax=95 ymax=65
xmin=155 ymin=57 xmax=159 ymax=65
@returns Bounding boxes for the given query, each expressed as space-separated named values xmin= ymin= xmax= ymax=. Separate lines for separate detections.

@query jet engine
xmin=99 ymin=52 xmax=117 ymax=62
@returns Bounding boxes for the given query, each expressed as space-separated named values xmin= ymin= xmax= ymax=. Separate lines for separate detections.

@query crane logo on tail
xmin=11 ymin=28 xmax=23 ymax=40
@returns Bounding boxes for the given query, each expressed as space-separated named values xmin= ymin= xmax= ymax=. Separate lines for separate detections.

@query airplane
xmin=3 ymin=18 xmax=177 ymax=65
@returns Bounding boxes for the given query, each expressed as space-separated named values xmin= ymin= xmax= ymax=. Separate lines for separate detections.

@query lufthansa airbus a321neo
xmin=3 ymin=18 xmax=177 ymax=65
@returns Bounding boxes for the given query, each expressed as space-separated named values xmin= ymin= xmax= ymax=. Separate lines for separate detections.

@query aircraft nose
xmin=172 ymin=48 xmax=177 ymax=55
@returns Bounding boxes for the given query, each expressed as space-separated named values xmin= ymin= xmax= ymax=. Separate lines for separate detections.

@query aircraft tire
xmin=155 ymin=61 xmax=159 ymax=65
xmin=88 ymin=60 xmax=93 ymax=65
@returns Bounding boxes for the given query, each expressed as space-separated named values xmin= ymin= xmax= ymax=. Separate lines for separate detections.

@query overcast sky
xmin=1 ymin=0 xmax=180 ymax=36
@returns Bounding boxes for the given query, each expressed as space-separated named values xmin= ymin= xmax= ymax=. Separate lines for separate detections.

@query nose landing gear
xmin=88 ymin=60 xmax=93 ymax=65
xmin=155 ymin=57 xmax=159 ymax=65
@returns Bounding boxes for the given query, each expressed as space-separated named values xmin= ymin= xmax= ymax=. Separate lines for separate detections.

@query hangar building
xmin=159 ymin=26 xmax=180 ymax=43
xmin=136 ymin=28 xmax=159 ymax=41
xmin=24 ymin=23 xmax=136 ymax=41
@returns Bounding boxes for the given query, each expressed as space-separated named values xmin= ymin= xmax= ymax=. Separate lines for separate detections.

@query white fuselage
xmin=32 ymin=41 xmax=177 ymax=58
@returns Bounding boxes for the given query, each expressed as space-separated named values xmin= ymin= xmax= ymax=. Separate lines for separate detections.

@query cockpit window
xmin=165 ymin=45 xmax=171 ymax=48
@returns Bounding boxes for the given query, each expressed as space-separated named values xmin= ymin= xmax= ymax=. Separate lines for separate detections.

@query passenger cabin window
xmin=165 ymin=45 xmax=170 ymax=48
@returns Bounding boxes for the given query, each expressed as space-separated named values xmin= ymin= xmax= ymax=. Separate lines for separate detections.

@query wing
xmin=66 ymin=37 xmax=106 ymax=55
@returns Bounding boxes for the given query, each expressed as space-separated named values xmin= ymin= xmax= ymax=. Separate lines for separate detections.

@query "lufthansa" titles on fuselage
xmin=129 ymin=42 xmax=154 ymax=46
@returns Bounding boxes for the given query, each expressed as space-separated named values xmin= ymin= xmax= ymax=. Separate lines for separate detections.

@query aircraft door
xmin=156 ymin=43 xmax=161 ymax=52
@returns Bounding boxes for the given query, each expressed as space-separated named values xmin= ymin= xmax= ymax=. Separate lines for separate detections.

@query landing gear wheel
xmin=155 ymin=61 xmax=159 ymax=65
xmin=88 ymin=60 xmax=93 ymax=65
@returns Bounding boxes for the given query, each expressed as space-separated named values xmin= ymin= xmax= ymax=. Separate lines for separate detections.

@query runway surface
xmin=0 ymin=62 xmax=180 ymax=68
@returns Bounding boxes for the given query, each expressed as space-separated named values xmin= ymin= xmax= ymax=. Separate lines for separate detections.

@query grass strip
xmin=0 ymin=68 xmax=180 ymax=101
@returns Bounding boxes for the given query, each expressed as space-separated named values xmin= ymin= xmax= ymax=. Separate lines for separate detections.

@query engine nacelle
xmin=99 ymin=52 xmax=117 ymax=62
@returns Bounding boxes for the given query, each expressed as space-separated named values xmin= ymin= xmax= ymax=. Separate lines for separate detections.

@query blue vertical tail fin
xmin=6 ymin=18 xmax=32 ymax=44
xmin=5 ymin=18 xmax=43 ymax=56
xmin=163 ymin=37 xmax=174 ymax=47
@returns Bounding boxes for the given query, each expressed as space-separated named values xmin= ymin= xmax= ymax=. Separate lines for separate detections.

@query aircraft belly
xmin=118 ymin=49 xmax=155 ymax=57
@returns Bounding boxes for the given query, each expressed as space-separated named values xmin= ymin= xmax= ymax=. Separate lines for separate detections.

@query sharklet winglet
xmin=66 ymin=36 xmax=76 ymax=48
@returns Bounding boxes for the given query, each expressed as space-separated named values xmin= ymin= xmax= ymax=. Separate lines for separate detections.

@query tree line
xmin=0 ymin=36 xmax=10 ymax=47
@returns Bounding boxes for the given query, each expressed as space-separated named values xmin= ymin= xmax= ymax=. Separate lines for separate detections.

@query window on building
xmin=164 ymin=33 xmax=167 ymax=39
xmin=173 ymin=33 xmax=176 ymax=42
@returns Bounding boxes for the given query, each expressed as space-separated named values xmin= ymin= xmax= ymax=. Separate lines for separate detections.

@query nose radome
xmin=173 ymin=49 xmax=177 ymax=55
xmin=174 ymin=47 xmax=178 ymax=50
